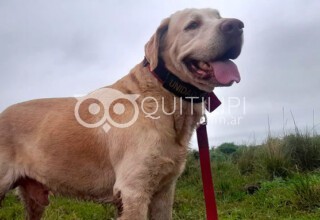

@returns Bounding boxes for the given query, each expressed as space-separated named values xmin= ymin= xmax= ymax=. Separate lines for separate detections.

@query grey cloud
xmin=1 ymin=0 xmax=319 ymax=147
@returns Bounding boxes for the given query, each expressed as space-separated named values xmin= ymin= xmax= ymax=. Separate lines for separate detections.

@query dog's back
xmin=0 ymin=98 xmax=117 ymax=202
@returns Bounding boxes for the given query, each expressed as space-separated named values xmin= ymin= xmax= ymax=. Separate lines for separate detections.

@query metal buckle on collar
xmin=197 ymin=114 xmax=207 ymax=127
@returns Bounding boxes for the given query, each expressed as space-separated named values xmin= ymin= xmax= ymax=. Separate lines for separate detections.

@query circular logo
xmin=74 ymin=88 xmax=140 ymax=132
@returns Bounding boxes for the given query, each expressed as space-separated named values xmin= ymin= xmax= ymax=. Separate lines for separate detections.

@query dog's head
xmin=145 ymin=8 xmax=244 ymax=92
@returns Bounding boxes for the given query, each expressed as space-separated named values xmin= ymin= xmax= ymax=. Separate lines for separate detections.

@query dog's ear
xmin=145 ymin=18 xmax=170 ymax=71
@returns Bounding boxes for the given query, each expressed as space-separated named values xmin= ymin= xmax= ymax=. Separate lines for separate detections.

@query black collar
xmin=143 ymin=57 xmax=208 ymax=103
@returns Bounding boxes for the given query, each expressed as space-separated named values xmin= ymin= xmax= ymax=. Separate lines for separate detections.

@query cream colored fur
xmin=0 ymin=8 xmax=242 ymax=220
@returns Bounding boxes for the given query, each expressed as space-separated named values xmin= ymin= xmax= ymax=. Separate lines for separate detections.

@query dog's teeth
xmin=197 ymin=69 xmax=207 ymax=76
xmin=198 ymin=61 xmax=210 ymax=70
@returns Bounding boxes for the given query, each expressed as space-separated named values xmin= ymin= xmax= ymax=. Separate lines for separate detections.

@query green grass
xmin=0 ymin=194 xmax=115 ymax=220
xmin=1 ymin=133 xmax=320 ymax=219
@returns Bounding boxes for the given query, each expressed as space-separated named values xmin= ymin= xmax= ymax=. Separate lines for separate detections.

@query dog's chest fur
xmin=110 ymin=63 xmax=204 ymax=184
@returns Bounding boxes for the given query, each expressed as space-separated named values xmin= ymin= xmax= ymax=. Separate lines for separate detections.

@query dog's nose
xmin=220 ymin=19 xmax=244 ymax=36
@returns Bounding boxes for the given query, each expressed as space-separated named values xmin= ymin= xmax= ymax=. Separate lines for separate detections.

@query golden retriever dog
xmin=0 ymin=8 xmax=243 ymax=220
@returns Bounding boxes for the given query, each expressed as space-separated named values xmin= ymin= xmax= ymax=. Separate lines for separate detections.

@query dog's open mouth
xmin=185 ymin=51 xmax=241 ymax=87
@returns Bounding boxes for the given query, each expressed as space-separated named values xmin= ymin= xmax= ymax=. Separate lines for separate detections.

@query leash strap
xmin=197 ymin=124 xmax=219 ymax=220
xmin=196 ymin=93 xmax=221 ymax=220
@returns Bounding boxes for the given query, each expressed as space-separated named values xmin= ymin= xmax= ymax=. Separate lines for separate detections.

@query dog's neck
xmin=113 ymin=61 xmax=205 ymax=147
xmin=143 ymin=57 xmax=208 ymax=103
xmin=143 ymin=59 xmax=206 ymax=143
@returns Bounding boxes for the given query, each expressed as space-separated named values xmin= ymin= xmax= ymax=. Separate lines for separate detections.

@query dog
xmin=0 ymin=8 xmax=243 ymax=220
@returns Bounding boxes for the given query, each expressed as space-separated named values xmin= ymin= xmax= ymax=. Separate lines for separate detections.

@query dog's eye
xmin=184 ymin=21 xmax=199 ymax=31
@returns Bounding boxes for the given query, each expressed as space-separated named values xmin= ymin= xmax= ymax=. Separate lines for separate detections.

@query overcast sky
xmin=1 ymin=0 xmax=320 ymax=147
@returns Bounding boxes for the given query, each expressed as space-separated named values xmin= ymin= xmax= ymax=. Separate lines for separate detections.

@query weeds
xmin=1 ymin=133 xmax=320 ymax=219
xmin=235 ymin=146 xmax=256 ymax=175
xmin=261 ymin=137 xmax=291 ymax=179
xmin=234 ymin=133 xmax=320 ymax=178
xmin=292 ymin=174 xmax=320 ymax=210
xmin=284 ymin=133 xmax=320 ymax=171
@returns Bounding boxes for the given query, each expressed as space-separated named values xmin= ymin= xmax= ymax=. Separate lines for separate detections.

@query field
xmin=1 ymin=133 xmax=320 ymax=219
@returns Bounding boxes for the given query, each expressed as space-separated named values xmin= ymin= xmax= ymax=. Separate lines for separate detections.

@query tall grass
xmin=292 ymin=174 xmax=320 ymax=210
xmin=260 ymin=137 xmax=291 ymax=178
xmin=233 ymin=133 xmax=320 ymax=179
xmin=236 ymin=146 xmax=256 ymax=175
xmin=1 ymin=132 xmax=319 ymax=219
xmin=283 ymin=133 xmax=320 ymax=171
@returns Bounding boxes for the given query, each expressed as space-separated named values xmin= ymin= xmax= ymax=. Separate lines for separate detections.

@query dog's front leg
xmin=149 ymin=181 xmax=176 ymax=220
xmin=113 ymin=185 xmax=150 ymax=220
xmin=112 ymin=164 xmax=152 ymax=220
xmin=113 ymin=155 xmax=175 ymax=220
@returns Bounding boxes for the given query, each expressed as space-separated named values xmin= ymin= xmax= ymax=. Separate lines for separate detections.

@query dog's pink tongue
xmin=211 ymin=60 xmax=241 ymax=85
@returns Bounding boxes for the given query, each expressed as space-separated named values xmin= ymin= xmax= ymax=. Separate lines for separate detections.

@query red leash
xmin=197 ymin=124 xmax=218 ymax=220
xmin=196 ymin=92 xmax=221 ymax=220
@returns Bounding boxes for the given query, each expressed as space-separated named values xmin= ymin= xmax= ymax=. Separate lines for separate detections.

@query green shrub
xmin=236 ymin=147 xmax=256 ymax=175
xmin=212 ymin=159 xmax=247 ymax=202
xmin=217 ymin=142 xmax=238 ymax=155
xmin=292 ymin=174 xmax=320 ymax=210
xmin=283 ymin=134 xmax=320 ymax=171
xmin=260 ymin=137 xmax=291 ymax=179
xmin=210 ymin=148 xmax=228 ymax=162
